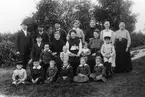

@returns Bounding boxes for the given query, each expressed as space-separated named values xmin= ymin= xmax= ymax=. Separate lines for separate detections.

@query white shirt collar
xmin=95 ymin=63 xmax=103 ymax=67
xmin=79 ymin=64 xmax=88 ymax=67
xmin=33 ymin=65 xmax=41 ymax=69
xmin=22 ymin=29 xmax=27 ymax=36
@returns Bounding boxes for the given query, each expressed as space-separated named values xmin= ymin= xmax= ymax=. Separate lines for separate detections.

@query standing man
xmin=36 ymin=25 xmax=49 ymax=44
xmin=50 ymin=21 xmax=67 ymax=43
xmin=15 ymin=22 xmax=32 ymax=69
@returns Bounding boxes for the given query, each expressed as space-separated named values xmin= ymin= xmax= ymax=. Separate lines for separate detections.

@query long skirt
xmin=69 ymin=56 xmax=80 ymax=76
xmin=115 ymin=38 xmax=132 ymax=73
xmin=74 ymin=75 xmax=89 ymax=83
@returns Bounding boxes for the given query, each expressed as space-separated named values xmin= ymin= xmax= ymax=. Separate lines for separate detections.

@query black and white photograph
xmin=0 ymin=0 xmax=145 ymax=97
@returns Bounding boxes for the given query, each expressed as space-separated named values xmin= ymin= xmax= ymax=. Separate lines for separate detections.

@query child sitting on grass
xmin=57 ymin=61 xmax=73 ymax=83
xmin=74 ymin=57 xmax=90 ymax=83
xmin=90 ymin=56 xmax=106 ymax=82
xmin=29 ymin=59 xmax=44 ymax=84
xmin=101 ymin=36 xmax=115 ymax=77
xmin=40 ymin=44 xmax=53 ymax=78
xmin=45 ymin=60 xmax=58 ymax=83
xmin=12 ymin=61 xmax=27 ymax=85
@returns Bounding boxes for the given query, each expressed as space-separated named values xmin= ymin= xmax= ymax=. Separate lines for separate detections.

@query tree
xmin=93 ymin=0 xmax=137 ymax=32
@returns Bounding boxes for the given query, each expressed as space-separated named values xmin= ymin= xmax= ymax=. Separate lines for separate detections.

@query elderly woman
xmin=85 ymin=19 xmax=99 ymax=43
xmin=67 ymin=20 xmax=85 ymax=43
xmin=66 ymin=30 xmax=82 ymax=75
xmin=115 ymin=22 xmax=132 ymax=73
xmin=100 ymin=21 xmax=116 ymax=68
xmin=50 ymin=31 xmax=65 ymax=72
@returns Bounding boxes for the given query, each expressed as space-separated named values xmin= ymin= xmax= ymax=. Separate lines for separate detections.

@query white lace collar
xmin=95 ymin=63 xmax=103 ymax=67
xmin=79 ymin=64 xmax=88 ymax=67
xmin=33 ymin=65 xmax=41 ymax=69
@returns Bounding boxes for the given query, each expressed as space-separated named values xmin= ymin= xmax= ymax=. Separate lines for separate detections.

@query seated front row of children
xmin=12 ymin=55 xmax=107 ymax=85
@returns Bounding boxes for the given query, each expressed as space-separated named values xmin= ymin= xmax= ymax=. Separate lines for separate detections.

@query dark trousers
xmin=104 ymin=62 xmax=112 ymax=77
xmin=19 ymin=54 xmax=29 ymax=69
xmin=41 ymin=62 xmax=49 ymax=79
xmin=27 ymin=76 xmax=44 ymax=84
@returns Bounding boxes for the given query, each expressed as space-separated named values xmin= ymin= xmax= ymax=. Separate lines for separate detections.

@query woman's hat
xmin=16 ymin=61 xmax=23 ymax=66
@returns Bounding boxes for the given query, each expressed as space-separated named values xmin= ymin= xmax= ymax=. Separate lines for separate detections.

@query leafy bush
xmin=0 ymin=34 xmax=17 ymax=67
xmin=131 ymin=32 xmax=145 ymax=48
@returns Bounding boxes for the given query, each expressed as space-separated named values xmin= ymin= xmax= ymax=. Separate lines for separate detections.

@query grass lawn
xmin=1 ymin=57 xmax=145 ymax=97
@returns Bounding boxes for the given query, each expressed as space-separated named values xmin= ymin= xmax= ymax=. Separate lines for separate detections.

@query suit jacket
xmin=37 ymin=32 xmax=49 ymax=44
xmin=31 ymin=43 xmax=44 ymax=60
xmin=16 ymin=30 xmax=32 ymax=55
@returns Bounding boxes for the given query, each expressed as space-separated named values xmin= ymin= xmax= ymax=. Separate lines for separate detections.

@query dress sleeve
xmin=126 ymin=30 xmax=131 ymax=48
xmin=100 ymin=31 xmax=103 ymax=40
xmin=111 ymin=31 xmax=116 ymax=45
xmin=78 ymin=40 xmax=83 ymax=55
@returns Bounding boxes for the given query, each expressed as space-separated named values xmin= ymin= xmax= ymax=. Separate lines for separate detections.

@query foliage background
xmin=0 ymin=0 xmax=144 ymax=67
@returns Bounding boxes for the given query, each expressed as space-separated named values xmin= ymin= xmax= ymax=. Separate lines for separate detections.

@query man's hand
xmin=16 ymin=52 xmax=20 ymax=55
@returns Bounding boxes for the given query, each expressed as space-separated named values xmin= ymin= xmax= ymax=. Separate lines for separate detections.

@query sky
xmin=0 ymin=0 xmax=144 ymax=33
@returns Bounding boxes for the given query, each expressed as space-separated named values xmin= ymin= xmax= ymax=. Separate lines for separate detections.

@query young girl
xmin=12 ymin=61 xmax=27 ymax=85
xmin=60 ymin=46 xmax=70 ymax=62
xmin=45 ymin=60 xmax=58 ymax=83
xmin=101 ymin=36 xmax=115 ymax=77
xmin=40 ymin=44 xmax=53 ymax=78
xmin=30 ymin=60 xmax=44 ymax=84
xmin=74 ymin=57 xmax=90 ymax=83
xmin=90 ymin=56 xmax=106 ymax=82
xmin=57 ymin=61 xmax=73 ymax=83
xmin=81 ymin=42 xmax=91 ymax=57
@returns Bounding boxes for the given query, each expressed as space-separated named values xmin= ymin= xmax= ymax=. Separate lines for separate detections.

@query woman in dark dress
xmin=115 ymin=22 xmax=132 ymax=73
xmin=66 ymin=30 xmax=82 ymax=75
xmin=50 ymin=32 xmax=65 ymax=73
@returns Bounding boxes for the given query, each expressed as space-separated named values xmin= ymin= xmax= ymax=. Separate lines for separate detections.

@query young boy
xmin=29 ymin=35 xmax=44 ymax=65
xmin=90 ymin=56 xmax=106 ymax=82
xmin=101 ymin=36 xmax=115 ymax=77
xmin=45 ymin=60 xmax=58 ymax=83
xmin=60 ymin=46 xmax=70 ymax=62
xmin=12 ymin=61 xmax=27 ymax=85
xmin=30 ymin=59 xmax=44 ymax=84
xmin=57 ymin=61 xmax=73 ymax=83
xmin=40 ymin=44 xmax=53 ymax=78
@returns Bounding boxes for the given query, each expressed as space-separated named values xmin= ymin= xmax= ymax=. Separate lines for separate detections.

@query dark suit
xmin=31 ymin=43 xmax=44 ymax=60
xmin=16 ymin=30 xmax=32 ymax=69
xmin=37 ymin=32 xmax=49 ymax=44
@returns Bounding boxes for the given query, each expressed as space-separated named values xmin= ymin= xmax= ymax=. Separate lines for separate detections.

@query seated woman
xmin=50 ymin=31 xmax=65 ymax=73
xmin=66 ymin=30 xmax=82 ymax=75
xmin=74 ymin=57 xmax=90 ymax=83
xmin=57 ymin=61 xmax=73 ymax=83
xmin=90 ymin=56 xmax=106 ymax=82
xmin=88 ymin=30 xmax=103 ymax=72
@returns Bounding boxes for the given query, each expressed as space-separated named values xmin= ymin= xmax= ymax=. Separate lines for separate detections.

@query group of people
xmin=12 ymin=19 xmax=132 ymax=85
